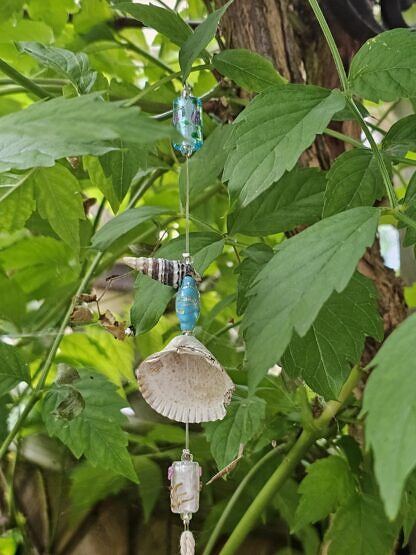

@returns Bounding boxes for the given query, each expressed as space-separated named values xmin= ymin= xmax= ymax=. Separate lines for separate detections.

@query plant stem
xmin=0 ymin=252 xmax=103 ymax=462
xmin=118 ymin=38 xmax=174 ymax=74
xmin=203 ymin=444 xmax=289 ymax=555
xmin=348 ymin=98 xmax=398 ymax=209
xmin=394 ymin=210 xmax=416 ymax=232
xmin=306 ymin=0 xmax=349 ymax=93
xmin=0 ymin=78 xmax=68 ymax=86
xmin=125 ymin=64 xmax=212 ymax=106
xmin=306 ymin=0 xmax=399 ymax=210
xmin=219 ymin=366 xmax=362 ymax=555
xmin=324 ymin=127 xmax=363 ymax=149
xmin=393 ymin=156 xmax=416 ymax=167
xmin=0 ymin=58 xmax=53 ymax=99
xmin=0 ymin=85 xmax=63 ymax=96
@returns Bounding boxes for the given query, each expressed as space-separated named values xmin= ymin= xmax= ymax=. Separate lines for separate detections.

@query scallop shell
xmin=136 ymin=335 xmax=234 ymax=423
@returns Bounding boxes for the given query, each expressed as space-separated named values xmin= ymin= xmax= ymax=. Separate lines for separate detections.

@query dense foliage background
xmin=1 ymin=0 xmax=416 ymax=553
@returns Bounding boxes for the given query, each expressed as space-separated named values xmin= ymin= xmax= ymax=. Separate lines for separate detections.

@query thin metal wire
xmin=185 ymin=154 xmax=190 ymax=257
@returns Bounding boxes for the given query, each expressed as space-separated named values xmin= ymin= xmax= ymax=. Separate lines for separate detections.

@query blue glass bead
xmin=172 ymin=94 xmax=203 ymax=156
xmin=175 ymin=275 xmax=200 ymax=332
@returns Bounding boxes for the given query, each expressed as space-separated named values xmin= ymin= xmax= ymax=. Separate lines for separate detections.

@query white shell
xmin=136 ymin=335 xmax=234 ymax=423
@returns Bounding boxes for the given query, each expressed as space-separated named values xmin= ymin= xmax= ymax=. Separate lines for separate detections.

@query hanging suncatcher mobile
xmin=124 ymin=83 xmax=234 ymax=554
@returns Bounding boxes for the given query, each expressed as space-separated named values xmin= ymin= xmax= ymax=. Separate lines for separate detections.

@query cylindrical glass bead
xmin=168 ymin=458 xmax=201 ymax=514
xmin=173 ymin=94 xmax=203 ymax=156
xmin=175 ymin=275 xmax=200 ymax=332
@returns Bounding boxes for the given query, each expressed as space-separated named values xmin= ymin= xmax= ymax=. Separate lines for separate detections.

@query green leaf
xmin=26 ymin=0 xmax=77 ymax=34
xmin=179 ymin=125 xmax=232 ymax=202
xmin=242 ymin=207 xmax=379 ymax=390
xmin=73 ymin=0 xmax=112 ymax=33
xmin=235 ymin=244 xmax=274 ymax=315
xmin=58 ymin=327 xmax=134 ymax=387
xmin=282 ymin=272 xmax=383 ymax=399
xmin=213 ymin=48 xmax=285 ymax=92
xmin=0 ymin=93 xmax=176 ymax=172
xmin=0 ymin=272 xmax=26 ymax=326
xmin=135 ymin=456 xmax=163 ymax=522
xmin=0 ymin=236 xmax=80 ymax=300
xmin=0 ymin=171 xmax=35 ymax=233
xmin=274 ymin=480 xmax=320 ymax=555
xmin=32 ymin=165 xmax=85 ymax=249
xmin=179 ymin=0 xmax=234 ymax=80
xmin=362 ymin=313 xmax=416 ymax=519
xmin=349 ymin=29 xmax=416 ymax=102
xmin=204 ymin=395 xmax=266 ymax=469
xmin=402 ymin=471 xmax=416 ymax=546
xmin=228 ymin=168 xmax=326 ymax=236
xmin=100 ymin=141 xmax=166 ymax=208
xmin=115 ymin=2 xmax=192 ymax=47
xmin=91 ymin=206 xmax=169 ymax=251
xmin=326 ymin=494 xmax=397 ymax=555
xmin=382 ymin=115 xmax=416 ymax=157
xmin=156 ymin=232 xmax=225 ymax=275
xmin=43 ymin=370 xmax=138 ymax=482
xmin=294 ymin=456 xmax=355 ymax=532
xmin=224 ymin=84 xmax=345 ymax=207
xmin=131 ymin=274 xmax=173 ymax=335
xmin=0 ymin=342 xmax=30 ymax=397
xmin=17 ymin=42 xmax=97 ymax=94
xmin=323 ymin=149 xmax=386 ymax=217
xmin=69 ymin=462 xmax=127 ymax=524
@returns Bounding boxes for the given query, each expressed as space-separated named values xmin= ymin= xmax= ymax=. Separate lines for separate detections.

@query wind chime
xmin=124 ymin=84 xmax=234 ymax=554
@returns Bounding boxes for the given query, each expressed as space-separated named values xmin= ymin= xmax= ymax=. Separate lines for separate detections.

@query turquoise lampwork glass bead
xmin=175 ymin=275 xmax=200 ymax=332
xmin=173 ymin=92 xmax=203 ymax=156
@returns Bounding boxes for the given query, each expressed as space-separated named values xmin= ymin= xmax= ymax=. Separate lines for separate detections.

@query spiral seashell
xmin=123 ymin=257 xmax=200 ymax=288
xmin=136 ymin=334 xmax=234 ymax=423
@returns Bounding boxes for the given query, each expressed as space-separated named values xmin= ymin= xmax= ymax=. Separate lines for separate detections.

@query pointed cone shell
xmin=136 ymin=335 xmax=234 ymax=423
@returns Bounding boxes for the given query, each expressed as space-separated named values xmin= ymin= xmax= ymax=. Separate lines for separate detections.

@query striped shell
xmin=123 ymin=257 xmax=200 ymax=288
xmin=136 ymin=334 xmax=234 ymax=423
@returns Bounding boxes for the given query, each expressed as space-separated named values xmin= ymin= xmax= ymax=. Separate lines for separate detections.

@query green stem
xmin=91 ymin=197 xmax=106 ymax=235
xmin=323 ymin=127 xmax=363 ymax=149
xmin=203 ymin=444 xmax=289 ymax=555
xmin=394 ymin=210 xmax=416 ymax=232
xmin=118 ymin=38 xmax=174 ymax=74
xmin=126 ymin=169 xmax=167 ymax=208
xmin=125 ymin=64 xmax=212 ymax=106
xmin=0 ymin=252 xmax=103 ymax=462
xmin=0 ymin=85 xmax=63 ymax=96
xmin=377 ymin=100 xmax=399 ymax=126
xmin=306 ymin=0 xmax=349 ymax=93
xmin=307 ymin=0 xmax=398 ymax=209
xmin=219 ymin=366 xmax=362 ymax=555
xmin=348 ymin=98 xmax=398 ymax=209
xmin=0 ymin=78 xmax=68 ymax=86
xmin=0 ymin=58 xmax=53 ymax=99
xmin=392 ymin=156 xmax=416 ymax=167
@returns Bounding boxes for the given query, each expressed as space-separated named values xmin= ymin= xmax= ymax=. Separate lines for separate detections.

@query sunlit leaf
xmin=17 ymin=42 xmax=97 ymax=94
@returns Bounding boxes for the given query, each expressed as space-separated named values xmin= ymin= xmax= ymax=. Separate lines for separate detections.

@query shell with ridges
xmin=136 ymin=334 xmax=234 ymax=423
